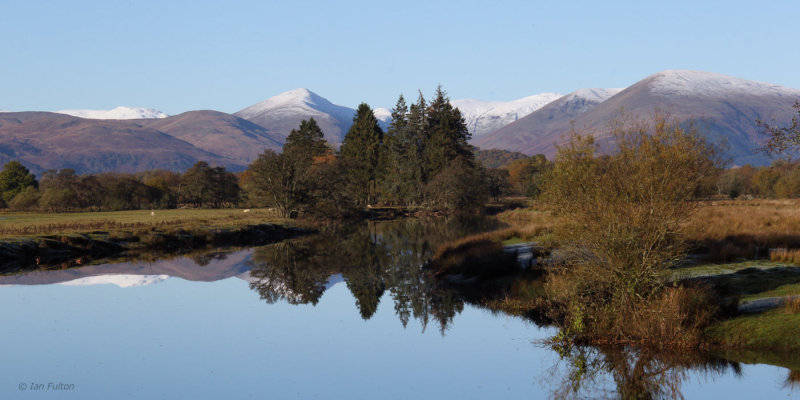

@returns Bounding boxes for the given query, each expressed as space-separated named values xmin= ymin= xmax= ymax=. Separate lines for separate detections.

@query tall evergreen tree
xmin=283 ymin=117 xmax=330 ymax=161
xmin=383 ymin=95 xmax=411 ymax=204
xmin=339 ymin=103 xmax=385 ymax=206
xmin=424 ymin=86 xmax=474 ymax=177
xmin=405 ymin=91 xmax=428 ymax=203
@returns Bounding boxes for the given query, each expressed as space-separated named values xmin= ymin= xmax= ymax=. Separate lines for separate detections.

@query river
xmin=0 ymin=217 xmax=797 ymax=399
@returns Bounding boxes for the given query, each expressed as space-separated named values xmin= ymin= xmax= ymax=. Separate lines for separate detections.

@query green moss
xmin=706 ymin=309 xmax=800 ymax=350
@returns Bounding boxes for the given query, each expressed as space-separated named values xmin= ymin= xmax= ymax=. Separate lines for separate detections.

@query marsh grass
xmin=770 ymin=248 xmax=800 ymax=264
xmin=688 ymin=199 xmax=800 ymax=261
xmin=785 ymin=296 xmax=800 ymax=314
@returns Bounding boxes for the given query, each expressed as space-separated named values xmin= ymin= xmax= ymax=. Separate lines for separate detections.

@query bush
xmin=542 ymin=113 xmax=722 ymax=344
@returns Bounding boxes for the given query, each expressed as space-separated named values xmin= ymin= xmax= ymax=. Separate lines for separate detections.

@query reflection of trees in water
xmin=247 ymin=217 xmax=501 ymax=332
xmin=246 ymin=217 xmax=797 ymax=397
xmin=549 ymin=343 xmax=741 ymax=399
xmin=248 ymin=239 xmax=335 ymax=305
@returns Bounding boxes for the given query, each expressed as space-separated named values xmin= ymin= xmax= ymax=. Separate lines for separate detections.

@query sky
xmin=2 ymin=0 xmax=799 ymax=115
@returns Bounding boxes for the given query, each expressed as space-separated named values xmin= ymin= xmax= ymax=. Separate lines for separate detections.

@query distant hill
xmin=0 ymin=112 xmax=243 ymax=174
xmin=477 ymin=71 xmax=800 ymax=166
xmin=138 ymin=110 xmax=283 ymax=164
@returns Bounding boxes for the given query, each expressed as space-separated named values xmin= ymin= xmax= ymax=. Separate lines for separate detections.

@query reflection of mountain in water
xmin=60 ymin=274 xmax=172 ymax=288
xmin=0 ymin=250 xmax=254 ymax=287
xmin=3 ymin=216 xmax=798 ymax=397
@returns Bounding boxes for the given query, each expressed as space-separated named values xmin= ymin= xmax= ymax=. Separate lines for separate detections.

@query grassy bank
xmin=0 ymin=208 xmax=286 ymax=238
xmin=0 ymin=208 xmax=311 ymax=272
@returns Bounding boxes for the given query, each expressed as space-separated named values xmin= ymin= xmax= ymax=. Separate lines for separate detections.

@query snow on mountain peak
xmin=453 ymin=92 xmax=563 ymax=139
xmin=565 ymin=88 xmax=624 ymax=103
xmin=648 ymin=70 xmax=800 ymax=98
xmin=372 ymin=107 xmax=392 ymax=124
xmin=56 ymin=106 xmax=169 ymax=120
xmin=235 ymin=88 xmax=355 ymax=123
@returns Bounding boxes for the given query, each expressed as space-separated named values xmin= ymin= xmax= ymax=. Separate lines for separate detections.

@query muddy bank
xmin=0 ymin=224 xmax=312 ymax=273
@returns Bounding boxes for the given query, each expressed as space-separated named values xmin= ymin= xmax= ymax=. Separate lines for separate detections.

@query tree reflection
xmin=245 ymin=217 xmax=797 ymax=397
xmin=548 ymin=342 xmax=741 ymax=399
xmin=246 ymin=217 xmax=500 ymax=331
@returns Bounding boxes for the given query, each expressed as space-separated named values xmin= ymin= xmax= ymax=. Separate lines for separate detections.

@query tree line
xmin=0 ymin=161 xmax=240 ymax=212
xmin=0 ymin=87 xmax=552 ymax=215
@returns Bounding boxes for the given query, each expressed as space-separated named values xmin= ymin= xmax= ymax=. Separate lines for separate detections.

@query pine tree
xmin=404 ymin=91 xmax=428 ymax=203
xmin=384 ymin=95 xmax=415 ymax=205
xmin=284 ymin=117 xmax=330 ymax=161
xmin=423 ymin=86 xmax=474 ymax=178
xmin=339 ymin=103 xmax=385 ymax=206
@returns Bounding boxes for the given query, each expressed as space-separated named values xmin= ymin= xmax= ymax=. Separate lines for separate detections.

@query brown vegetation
xmin=687 ymin=199 xmax=800 ymax=261
xmin=540 ymin=113 xmax=722 ymax=347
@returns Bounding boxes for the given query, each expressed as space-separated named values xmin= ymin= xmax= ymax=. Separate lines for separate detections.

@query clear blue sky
xmin=2 ymin=0 xmax=798 ymax=114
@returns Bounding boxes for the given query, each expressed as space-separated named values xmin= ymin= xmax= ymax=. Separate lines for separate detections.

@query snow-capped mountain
xmin=479 ymin=70 xmax=800 ymax=165
xmin=452 ymin=93 xmax=563 ymax=139
xmin=373 ymin=107 xmax=393 ymax=129
xmin=476 ymin=87 xmax=621 ymax=151
xmin=647 ymin=70 xmax=800 ymax=99
xmin=56 ymin=106 xmax=169 ymax=120
xmin=235 ymin=88 xmax=356 ymax=145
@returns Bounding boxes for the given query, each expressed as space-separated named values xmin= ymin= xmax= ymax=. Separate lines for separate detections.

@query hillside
xmin=0 ymin=112 xmax=241 ymax=174
xmin=478 ymin=71 xmax=800 ymax=165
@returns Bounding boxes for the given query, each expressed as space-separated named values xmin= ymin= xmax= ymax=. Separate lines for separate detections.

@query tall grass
xmin=687 ymin=199 xmax=800 ymax=261
xmin=770 ymin=248 xmax=800 ymax=265
xmin=785 ymin=296 xmax=800 ymax=314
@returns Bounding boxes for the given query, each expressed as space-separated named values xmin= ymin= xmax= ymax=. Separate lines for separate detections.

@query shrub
xmin=541 ymin=113 xmax=722 ymax=345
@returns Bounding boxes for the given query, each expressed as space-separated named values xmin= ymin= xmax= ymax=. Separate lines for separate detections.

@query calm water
xmin=0 ymin=218 xmax=797 ymax=399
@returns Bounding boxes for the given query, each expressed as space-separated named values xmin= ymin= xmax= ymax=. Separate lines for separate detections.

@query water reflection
xmin=247 ymin=217 xmax=500 ymax=332
xmin=548 ymin=343 xmax=746 ymax=399
xmin=2 ymin=216 xmax=799 ymax=399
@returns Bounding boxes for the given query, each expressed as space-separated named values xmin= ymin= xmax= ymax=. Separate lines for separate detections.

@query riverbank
xmin=0 ymin=208 xmax=313 ymax=273
xmin=429 ymin=200 xmax=800 ymax=359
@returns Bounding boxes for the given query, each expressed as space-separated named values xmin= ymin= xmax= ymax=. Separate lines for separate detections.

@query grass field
xmin=0 ymin=208 xmax=287 ymax=239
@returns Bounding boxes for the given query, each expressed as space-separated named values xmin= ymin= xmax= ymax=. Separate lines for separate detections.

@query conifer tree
xmin=405 ymin=91 xmax=428 ymax=202
xmin=384 ymin=94 xmax=419 ymax=205
xmin=339 ymin=103 xmax=385 ymax=206
xmin=424 ymin=86 xmax=474 ymax=178
xmin=284 ymin=117 xmax=330 ymax=161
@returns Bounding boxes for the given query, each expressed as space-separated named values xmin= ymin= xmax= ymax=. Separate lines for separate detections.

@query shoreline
xmin=0 ymin=223 xmax=313 ymax=274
